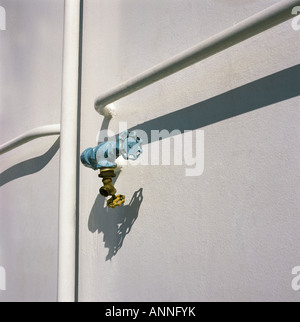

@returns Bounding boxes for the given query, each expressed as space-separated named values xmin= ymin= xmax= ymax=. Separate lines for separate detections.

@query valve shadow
xmin=0 ymin=137 xmax=60 ymax=187
xmin=88 ymin=188 xmax=143 ymax=261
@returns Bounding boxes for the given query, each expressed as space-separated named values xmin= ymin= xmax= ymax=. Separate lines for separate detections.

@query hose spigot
xmin=80 ymin=131 xmax=143 ymax=208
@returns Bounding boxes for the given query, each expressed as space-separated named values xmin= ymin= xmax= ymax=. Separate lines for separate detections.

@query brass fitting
xmin=98 ymin=168 xmax=125 ymax=208
xmin=98 ymin=168 xmax=117 ymax=197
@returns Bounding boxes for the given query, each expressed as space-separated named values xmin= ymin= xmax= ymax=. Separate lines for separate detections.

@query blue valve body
xmin=81 ymin=131 xmax=142 ymax=170
xmin=81 ymin=141 xmax=119 ymax=169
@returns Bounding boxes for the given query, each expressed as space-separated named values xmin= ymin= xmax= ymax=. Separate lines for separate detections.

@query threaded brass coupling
xmin=98 ymin=168 xmax=125 ymax=208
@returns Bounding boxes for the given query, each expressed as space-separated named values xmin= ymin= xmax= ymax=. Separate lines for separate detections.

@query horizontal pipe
xmin=0 ymin=124 xmax=60 ymax=155
xmin=95 ymin=0 xmax=300 ymax=114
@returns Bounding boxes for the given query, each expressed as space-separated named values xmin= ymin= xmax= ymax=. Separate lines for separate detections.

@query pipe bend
xmin=94 ymin=0 xmax=300 ymax=115
xmin=0 ymin=124 xmax=61 ymax=155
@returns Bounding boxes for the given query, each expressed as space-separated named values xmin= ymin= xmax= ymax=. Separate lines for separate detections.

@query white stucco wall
xmin=78 ymin=0 xmax=300 ymax=302
xmin=0 ymin=0 xmax=64 ymax=301
xmin=1 ymin=0 xmax=299 ymax=303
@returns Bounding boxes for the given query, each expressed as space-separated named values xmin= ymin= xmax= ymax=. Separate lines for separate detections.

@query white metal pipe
xmin=58 ymin=0 xmax=81 ymax=302
xmin=0 ymin=124 xmax=60 ymax=155
xmin=95 ymin=0 xmax=300 ymax=114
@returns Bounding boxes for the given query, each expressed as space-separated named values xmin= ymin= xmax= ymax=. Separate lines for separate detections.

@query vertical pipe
xmin=58 ymin=0 xmax=82 ymax=302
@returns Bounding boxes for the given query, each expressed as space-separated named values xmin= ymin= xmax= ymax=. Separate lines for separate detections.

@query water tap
xmin=81 ymin=131 xmax=143 ymax=208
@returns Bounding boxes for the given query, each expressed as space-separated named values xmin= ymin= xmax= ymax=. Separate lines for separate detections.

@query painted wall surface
xmin=0 ymin=0 xmax=299 ymax=303
xmin=79 ymin=0 xmax=300 ymax=301
xmin=0 ymin=0 xmax=64 ymax=301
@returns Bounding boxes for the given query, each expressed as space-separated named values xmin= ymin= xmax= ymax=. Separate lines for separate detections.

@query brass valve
xmin=107 ymin=194 xmax=125 ymax=208
xmin=98 ymin=168 xmax=125 ymax=208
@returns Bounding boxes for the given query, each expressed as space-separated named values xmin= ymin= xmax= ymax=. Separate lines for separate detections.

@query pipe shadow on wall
xmin=88 ymin=188 xmax=143 ymax=261
xmin=125 ymin=64 xmax=300 ymax=142
xmin=0 ymin=138 xmax=60 ymax=187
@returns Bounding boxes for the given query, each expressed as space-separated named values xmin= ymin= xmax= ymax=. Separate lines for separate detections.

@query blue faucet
xmin=80 ymin=131 xmax=143 ymax=208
